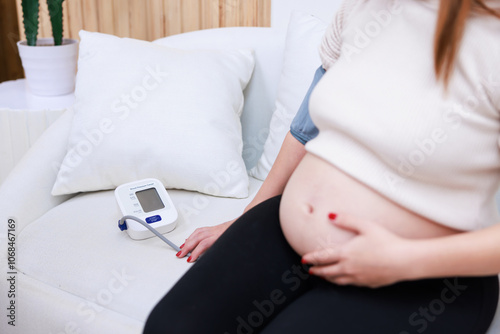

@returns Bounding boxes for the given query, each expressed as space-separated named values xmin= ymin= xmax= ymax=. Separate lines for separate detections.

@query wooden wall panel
xmin=165 ymin=0 xmax=182 ymax=36
xmin=220 ymin=0 xmax=238 ymax=27
xmin=14 ymin=0 xmax=271 ymax=42
xmin=82 ymin=0 xmax=99 ymax=32
xmin=257 ymin=0 xmax=271 ymax=27
xmin=112 ymin=0 xmax=130 ymax=37
xmin=66 ymin=0 xmax=83 ymax=38
xmin=129 ymin=0 xmax=148 ymax=40
xmin=62 ymin=1 xmax=71 ymax=37
xmin=38 ymin=0 xmax=51 ymax=38
xmin=96 ymin=1 xmax=114 ymax=34
xmin=147 ymin=0 xmax=165 ymax=40
xmin=181 ymin=0 xmax=200 ymax=33
xmin=0 ymin=0 xmax=24 ymax=83
xmin=201 ymin=0 xmax=219 ymax=30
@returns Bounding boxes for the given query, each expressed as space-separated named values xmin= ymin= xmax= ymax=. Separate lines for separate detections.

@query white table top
xmin=0 ymin=79 xmax=75 ymax=110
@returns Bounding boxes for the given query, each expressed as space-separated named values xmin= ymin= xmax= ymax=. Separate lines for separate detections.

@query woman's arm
xmin=178 ymin=131 xmax=306 ymax=262
xmin=303 ymin=213 xmax=500 ymax=288
xmin=242 ymin=132 xmax=306 ymax=211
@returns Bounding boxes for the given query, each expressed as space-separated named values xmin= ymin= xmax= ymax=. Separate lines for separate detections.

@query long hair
xmin=434 ymin=0 xmax=500 ymax=86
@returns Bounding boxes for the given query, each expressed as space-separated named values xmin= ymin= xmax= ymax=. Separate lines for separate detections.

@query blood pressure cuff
xmin=289 ymin=66 xmax=325 ymax=145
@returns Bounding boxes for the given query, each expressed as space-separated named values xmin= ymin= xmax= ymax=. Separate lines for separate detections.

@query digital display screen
xmin=136 ymin=188 xmax=165 ymax=213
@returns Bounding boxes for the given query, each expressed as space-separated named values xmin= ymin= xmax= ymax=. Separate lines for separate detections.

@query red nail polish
xmin=180 ymin=243 xmax=185 ymax=249
xmin=301 ymin=258 xmax=307 ymax=264
xmin=328 ymin=212 xmax=337 ymax=220
xmin=187 ymin=256 xmax=192 ymax=262
xmin=176 ymin=251 xmax=181 ymax=257
xmin=308 ymin=269 xmax=313 ymax=275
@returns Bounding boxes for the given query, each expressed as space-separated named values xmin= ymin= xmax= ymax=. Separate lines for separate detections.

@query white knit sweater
xmin=307 ymin=0 xmax=500 ymax=230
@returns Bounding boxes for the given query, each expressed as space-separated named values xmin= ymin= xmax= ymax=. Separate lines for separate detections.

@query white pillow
xmin=249 ymin=11 xmax=327 ymax=180
xmin=51 ymin=30 xmax=255 ymax=198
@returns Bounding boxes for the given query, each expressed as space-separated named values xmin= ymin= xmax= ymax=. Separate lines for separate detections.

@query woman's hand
xmin=176 ymin=219 xmax=235 ymax=262
xmin=302 ymin=214 xmax=418 ymax=288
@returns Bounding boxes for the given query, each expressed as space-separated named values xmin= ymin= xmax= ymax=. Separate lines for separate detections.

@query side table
xmin=0 ymin=79 xmax=75 ymax=185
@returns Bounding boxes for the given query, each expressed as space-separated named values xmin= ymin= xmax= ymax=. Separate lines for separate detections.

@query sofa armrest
xmin=0 ymin=109 xmax=74 ymax=235
xmin=0 ymin=110 xmax=74 ymax=319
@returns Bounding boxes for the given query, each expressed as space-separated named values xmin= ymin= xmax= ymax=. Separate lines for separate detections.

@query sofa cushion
xmin=52 ymin=30 xmax=255 ymax=198
xmin=154 ymin=27 xmax=286 ymax=170
xmin=17 ymin=177 xmax=262 ymax=325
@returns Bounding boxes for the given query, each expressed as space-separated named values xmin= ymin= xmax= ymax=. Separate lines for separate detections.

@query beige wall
xmin=15 ymin=0 xmax=271 ymax=42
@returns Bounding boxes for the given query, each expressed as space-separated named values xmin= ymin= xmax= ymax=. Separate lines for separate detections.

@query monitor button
xmin=146 ymin=215 xmax=162 ymax=224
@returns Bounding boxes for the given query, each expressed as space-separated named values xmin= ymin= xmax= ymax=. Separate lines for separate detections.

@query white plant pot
xmin=17 ymin=38 xmax=78 ymax=96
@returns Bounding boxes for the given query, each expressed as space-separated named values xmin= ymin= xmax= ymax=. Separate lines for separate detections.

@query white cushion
xmin=52 ymin=30 xmax=255 ymax=198
xmin=153 ymin=27 xmax=286 ymax=170
xmin=249 ymin=11 xmax=327 ymax=180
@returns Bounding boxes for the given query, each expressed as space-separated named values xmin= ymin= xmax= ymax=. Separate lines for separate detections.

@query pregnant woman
xmin=145 ymin=0 xmax=500 ymax=333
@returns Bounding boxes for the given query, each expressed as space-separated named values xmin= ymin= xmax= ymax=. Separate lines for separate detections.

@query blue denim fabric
xmin=289 ymin=66 xmax=325 ymax=145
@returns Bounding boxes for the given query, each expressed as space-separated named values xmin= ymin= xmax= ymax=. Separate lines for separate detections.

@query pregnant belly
xmin=279 ymin=153 xmax=460 ymax=256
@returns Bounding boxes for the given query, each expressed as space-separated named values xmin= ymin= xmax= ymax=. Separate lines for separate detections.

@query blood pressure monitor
xmin=115 ymin=178 xmax=178 ymax=240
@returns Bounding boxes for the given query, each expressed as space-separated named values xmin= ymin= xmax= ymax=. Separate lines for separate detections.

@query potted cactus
xmin=17 ymin=0 xmax=78 ymax=96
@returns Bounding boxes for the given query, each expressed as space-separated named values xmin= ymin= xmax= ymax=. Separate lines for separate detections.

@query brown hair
xmin=434 ymin=0 xmax=500 ymax=86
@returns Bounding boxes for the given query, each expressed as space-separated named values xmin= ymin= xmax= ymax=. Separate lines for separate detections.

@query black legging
xmin=144 ymin=196 xmax=499 ymax=334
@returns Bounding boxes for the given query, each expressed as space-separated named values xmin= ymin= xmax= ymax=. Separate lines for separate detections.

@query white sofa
xmin=1 ymin=1 xmax=500 ymax=333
